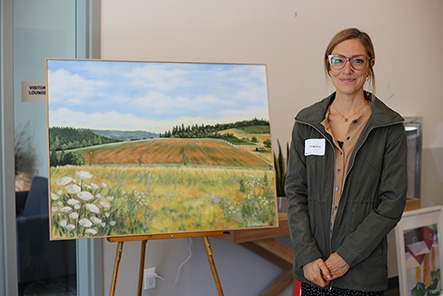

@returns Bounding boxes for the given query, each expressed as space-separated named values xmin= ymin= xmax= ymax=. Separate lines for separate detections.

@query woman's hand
xmin=303 ymin=258 xmax=332 ymax=287
xmin=325 ymin=252 xmax=350 ymax=279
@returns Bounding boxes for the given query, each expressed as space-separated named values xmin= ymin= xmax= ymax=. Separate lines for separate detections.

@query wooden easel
xmin=107 ymin=231 xmax=229 ymax=296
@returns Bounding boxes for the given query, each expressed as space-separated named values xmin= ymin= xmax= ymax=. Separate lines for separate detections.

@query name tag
xmin=305 ymin=138 xmax=325 ymax=156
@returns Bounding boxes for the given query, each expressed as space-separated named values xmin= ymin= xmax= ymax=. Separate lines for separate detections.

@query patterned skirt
xmin=301 ymin=283 xmax=383 ymax=296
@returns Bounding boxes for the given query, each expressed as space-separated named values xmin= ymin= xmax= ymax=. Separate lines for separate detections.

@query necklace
xmin=332 ymin=102 xmax=369 ymax=122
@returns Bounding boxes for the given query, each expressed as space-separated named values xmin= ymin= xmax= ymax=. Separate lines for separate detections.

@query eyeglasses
xmin=328 ymin=54 xmax=371 ymax=70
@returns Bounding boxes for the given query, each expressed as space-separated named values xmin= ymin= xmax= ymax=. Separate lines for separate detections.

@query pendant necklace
xmin=332 ymin=102 xmax=369 ymax=122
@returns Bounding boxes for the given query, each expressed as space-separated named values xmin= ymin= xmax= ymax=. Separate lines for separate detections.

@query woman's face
xmin=328 ymin=39 xmax=371 ymax=97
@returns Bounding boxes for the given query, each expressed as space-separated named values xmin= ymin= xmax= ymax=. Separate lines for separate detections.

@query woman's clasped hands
xmin=302 ymin=252 xmax=350 ymax=287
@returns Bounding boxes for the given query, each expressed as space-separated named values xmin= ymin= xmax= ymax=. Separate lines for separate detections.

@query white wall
xmin=101 ymin=1 xmax=443 ymax=295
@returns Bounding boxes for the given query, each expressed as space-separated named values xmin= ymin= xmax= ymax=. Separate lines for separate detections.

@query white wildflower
xmin=51 ymin=192 xmax=59 ymax=200
xmin=66 ymin=224 xmax=76 ymax=231
xmin=86 ymin=203 xmax=100 ymax=214
xmin=60 ymin=206 xmax=72 ymax=213
xmin=77 ymin=191 xmax=94 ymax=201
xmin=76 ymin=171 xmax=93 ymax=180
xmin=59 ymin=219 xmax=67 ymax=227
xmin=56 ymin=176 xmax=73 ymax=186
xmin=69 ymin=212 xmax=79 ymax=219
xmin=67 ymin=198 xmax=80 ymax=206
xmin=66 ymin=184 xmax=81 ymax=194
xmin=90 ymin=216 xmax=102 ymax=225
xmin=79 ymin=218 xmax=92 ymax=227
xmin=85 ymin=229 xmax=97 ymax=235
xmin=99 ymin=201 xmax=111 ymax=208
xmin=90 ymin=183 xmax=99 ymax=190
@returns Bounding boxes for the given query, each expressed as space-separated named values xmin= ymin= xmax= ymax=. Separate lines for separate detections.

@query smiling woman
xmin=285 ymin=28 xmax=407 ymax=295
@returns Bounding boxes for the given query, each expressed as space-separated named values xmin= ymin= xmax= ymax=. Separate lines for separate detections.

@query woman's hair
xmin=324 ymin=28 xmax=376 ymax=94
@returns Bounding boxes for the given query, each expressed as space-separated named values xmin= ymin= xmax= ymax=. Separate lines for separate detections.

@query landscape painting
xmin=46 ymin=59 xmax=277 ymax=240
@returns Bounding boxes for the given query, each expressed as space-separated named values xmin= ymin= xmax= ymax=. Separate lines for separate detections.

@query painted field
xmin=50 ymin=165 xmax=277 ymax=239
xmin=78 ymin=138 xmax=271 ymax=168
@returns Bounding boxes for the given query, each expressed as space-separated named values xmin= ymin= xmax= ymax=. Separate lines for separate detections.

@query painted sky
xmin=47 ymin=59 xmax=270 ymax=133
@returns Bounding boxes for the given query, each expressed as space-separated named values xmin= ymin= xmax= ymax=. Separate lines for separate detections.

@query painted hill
xmin=78 ymin=138 xmax=271 ymax=168
xmin=91 ymin=129 xmax=158 ymax=141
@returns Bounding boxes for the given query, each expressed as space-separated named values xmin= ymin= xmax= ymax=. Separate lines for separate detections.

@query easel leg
xmin=137 ymin=240 xmax=148 ymax=296
xmin=202 ymin=236 xmax=224 ymax=296
xmin=110 ymin=241 xmax=124 ymax=296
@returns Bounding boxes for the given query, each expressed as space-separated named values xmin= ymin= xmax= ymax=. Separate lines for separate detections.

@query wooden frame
xmin=46 ymin=59 xmax=278 ymax=240
xmin=395 ymin=206 xmax=443 ymax=296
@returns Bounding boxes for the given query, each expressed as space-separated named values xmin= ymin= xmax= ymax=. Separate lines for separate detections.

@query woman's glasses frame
xmin=328 ymin=54 xmax=371 ymax=70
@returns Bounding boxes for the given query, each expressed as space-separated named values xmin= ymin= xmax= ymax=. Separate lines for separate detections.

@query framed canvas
xmin=395 ymin=206 xmax=443 ymax=296
xmin=46 ymin=59 xmax=278 ymax=240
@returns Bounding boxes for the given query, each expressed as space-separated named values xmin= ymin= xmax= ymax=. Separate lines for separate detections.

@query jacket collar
xmin=295 ymin=92 xmax=404 ymax=128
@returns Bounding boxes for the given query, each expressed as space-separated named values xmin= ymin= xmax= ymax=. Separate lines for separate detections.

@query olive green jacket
xmin=285 ymin=92 xmax=407 ymax=291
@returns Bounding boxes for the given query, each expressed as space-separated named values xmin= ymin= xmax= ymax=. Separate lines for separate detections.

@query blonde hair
xmin=324 ymin=28 xmax=376 ymax=95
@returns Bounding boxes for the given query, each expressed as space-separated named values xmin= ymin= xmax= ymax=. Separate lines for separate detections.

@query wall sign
xmin=21 ymin=81 xmax=46 ymax=102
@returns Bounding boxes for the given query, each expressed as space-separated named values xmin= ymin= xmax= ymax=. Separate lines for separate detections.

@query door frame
xmin=0 ymin=1 xmax=103 ymax=295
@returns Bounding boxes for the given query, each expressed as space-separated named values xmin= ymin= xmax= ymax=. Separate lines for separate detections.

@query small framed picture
xmin=395 ymin=206 xmax=443 ymax=296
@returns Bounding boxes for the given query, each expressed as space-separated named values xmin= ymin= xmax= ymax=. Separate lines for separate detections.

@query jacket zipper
xmin=297 ymin=120 xmax=336 ymax=289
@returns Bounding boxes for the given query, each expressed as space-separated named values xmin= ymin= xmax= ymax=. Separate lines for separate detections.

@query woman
xmin=285 ymin=28 xmax=407 ymax=295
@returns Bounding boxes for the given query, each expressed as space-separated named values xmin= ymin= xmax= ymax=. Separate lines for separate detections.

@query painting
xmin=395 ymin=206 xmax=443 ymax=296
xmin=46 ymin=59 xmax=277 ymax=240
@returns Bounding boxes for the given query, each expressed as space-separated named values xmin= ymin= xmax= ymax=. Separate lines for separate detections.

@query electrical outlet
xmin=143 ymin=267 xmax=156 ymax=290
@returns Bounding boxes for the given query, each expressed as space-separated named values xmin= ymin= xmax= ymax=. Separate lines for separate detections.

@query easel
xmin=107 ymin=231 xmax=229 ymax=296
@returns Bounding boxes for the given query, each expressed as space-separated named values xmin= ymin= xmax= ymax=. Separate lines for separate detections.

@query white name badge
xmin=305 ymin=138 xmax=325 ymax=156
